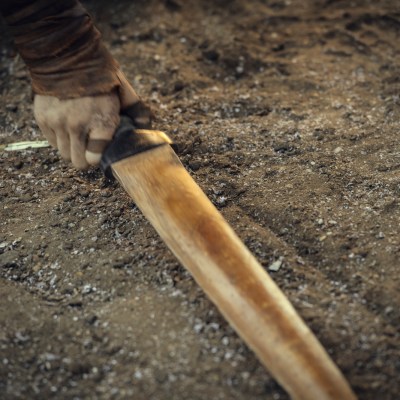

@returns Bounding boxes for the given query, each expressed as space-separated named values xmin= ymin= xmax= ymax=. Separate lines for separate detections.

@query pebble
xmin=82 ymin=284 xmax=95 ymax=295
xmin=14 ymin=331 xmax=30 ymax=343
xmin=69 ymin=361 xmax=91 ymax=375
xmin=68 ymin=298 xmax=83 ymax=307
xmin=384 ymin=306 xmax=393 ymax=315
xmin=333 ymin=146 xmax=343 ymax=154
xmin=6 ymin=103 xmax=18 ymax=112
xmin=63 ymin=242 xmax=73 ymax=251
xmin=174 ymin=80 xmax=185 ymax=92
xmin=193 ymin=322 xmax=204 ymax=334
xmin=79 ymin=190 xmax=89 ymax=198
xmin=269 ymin=257 xmax=283 ymax=272
xmin=112 ymin=210 xmax=122 ymax=218
xmin=202 ymin=49 xmax=219 ymax=62
xmin=217 ymin=196 xmax=227 ymax=206
xmin=189 ymin=161 xmax=201 ymax=171
xmin=13 ymin=161 xmax=23 ymax=170
xmin=134 ymin=370 xmax=143 ymax=379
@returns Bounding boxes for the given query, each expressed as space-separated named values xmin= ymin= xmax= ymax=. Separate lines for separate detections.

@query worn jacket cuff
xmin=1 ymin=0 xmax=120 ymax=99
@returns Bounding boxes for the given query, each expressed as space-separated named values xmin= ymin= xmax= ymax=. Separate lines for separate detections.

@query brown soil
xmin=1 ymin=1 xmax=399 ymax=399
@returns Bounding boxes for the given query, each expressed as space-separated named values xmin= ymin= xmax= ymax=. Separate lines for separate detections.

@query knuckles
xmin=33 ymin=93 xmax=123 ymax=169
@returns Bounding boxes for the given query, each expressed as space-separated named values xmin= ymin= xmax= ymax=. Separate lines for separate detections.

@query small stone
xmin=236 ymin=65 xmax=244 ymax=75
xmin=82 ymin=284 xmax=94 ymax=295
xmin=217 ymin=196 xmax=227 ymax=206
xmin=384 ymin=306 xmax=393 ymax=315
xmin=189 ymin=161 xmax=201 ymax=171
xmin=69 ymin=361 xmax=91 ymax=375
xmin=68 ymin=298 xmax=83 ymax=307
xmin=272 ymin=43 xmax=285 ymax=52
xmin=112 ymin=210 xmax=122 ymax=218
xmin=269 ymin=257 xmax=283 ymax=272
xmin=174 ymin=80 xmax=185 ymax=92
xmin=333 ymin=146 xmax=343 ymax=154
xmin=6 ymin=103 xmax=18 ymax=112
xmin=134 ymin=370 xmax=143 ymax=379
xmin=202 ymin=49 xmax=219 ymax=62
xmin=13 ymin=161 xmax=23 ymax=170
xmin=79 ymin=190 xmax=89 ymax=198
xmin=33 ymin=264 xmax=41 ymax=272
xmin=86 ymin=315 xmax=98 ymax=325
xmin=193 ymin=322 xmax=204 ymax=333
xmin=377 ymin=232 xmax=385 ymax=239
xmin=14 ymin=331 xmax=30 ymax=343
xmin=63 ymin=242 xmax=73 ymax=251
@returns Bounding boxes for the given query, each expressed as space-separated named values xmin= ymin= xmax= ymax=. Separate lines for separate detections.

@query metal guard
xmin=101 ymin=116 xmax=173 ymax=179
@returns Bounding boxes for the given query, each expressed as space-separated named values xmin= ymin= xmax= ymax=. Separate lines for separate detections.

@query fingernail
xmin=86 ymin=151 xmax=102 ymax=165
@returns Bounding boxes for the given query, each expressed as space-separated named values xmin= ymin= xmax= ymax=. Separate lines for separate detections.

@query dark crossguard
xmin=101 ymin=115 xmax=172 ymax=178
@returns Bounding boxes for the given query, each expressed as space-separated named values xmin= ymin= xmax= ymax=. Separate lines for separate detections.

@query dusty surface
xmin=1 ymin=1 xmax=399 ymax=399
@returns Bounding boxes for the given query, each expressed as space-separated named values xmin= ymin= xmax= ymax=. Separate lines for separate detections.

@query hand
xmin=34 ymin=92 xmax=119 ymax=169
xmin=33 ymin=70 xmax=152 ymax=169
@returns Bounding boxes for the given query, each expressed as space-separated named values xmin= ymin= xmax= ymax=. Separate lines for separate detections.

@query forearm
xmin=0 ymin=0 xmax=120 ymax=98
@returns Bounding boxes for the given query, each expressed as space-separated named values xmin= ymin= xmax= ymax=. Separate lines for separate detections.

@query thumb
xmin=86 ymin=124 xmax=118 ymax=166
xmin=85 ymin=92 xmax=120 ymax=166
xmin=116 ymin=69 xmax=141 ymax=109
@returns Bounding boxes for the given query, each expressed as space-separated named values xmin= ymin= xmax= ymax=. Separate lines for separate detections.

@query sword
xmin=101 ymin=116 xmax=357 ymax=400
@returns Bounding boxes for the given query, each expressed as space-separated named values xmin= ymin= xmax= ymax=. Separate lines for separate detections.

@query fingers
xmin=35 ymin=95 xmax=72 ymax=162
xmin=33 ymin=93 xmax=120 ymax=170
xmin=34 ymin=96 xmax=57 ymax=147
xmin=70 ymin=129 xmax=88 ymax=170
xmin=36 ymin=121 xmax=57 ymax=148
xmin=33 ymin=71 xmax=151 ymax=170
xmin=85 ymin=128 xmax=116 ymax=166
xmin=56 ymin=129 xmax=71 ymax=161
xmin=85 ymin=93 xmax=120 ymax=165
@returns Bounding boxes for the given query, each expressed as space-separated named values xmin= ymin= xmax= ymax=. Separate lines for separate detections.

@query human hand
xmin=33 ymin=70 xmax=152 ymax=169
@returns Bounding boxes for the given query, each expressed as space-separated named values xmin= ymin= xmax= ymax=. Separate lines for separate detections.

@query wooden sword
xmin=101 ymin=116 xmax=357 ymax=400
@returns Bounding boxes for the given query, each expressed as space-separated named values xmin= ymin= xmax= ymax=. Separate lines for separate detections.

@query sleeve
xmin=0 ymin=0 xmax=121 ymax=99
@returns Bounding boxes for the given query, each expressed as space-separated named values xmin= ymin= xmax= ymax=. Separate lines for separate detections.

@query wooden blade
xmin=110 ymin=144 xmax=356 ymax=400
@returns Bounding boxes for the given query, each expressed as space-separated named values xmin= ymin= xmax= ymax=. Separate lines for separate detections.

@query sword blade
xmin=111 ymin=144 xmax=356 ymax=400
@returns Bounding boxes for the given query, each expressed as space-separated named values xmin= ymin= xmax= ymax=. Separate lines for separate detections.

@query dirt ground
xmin=1 ymin=1 xmax=399 ymax=399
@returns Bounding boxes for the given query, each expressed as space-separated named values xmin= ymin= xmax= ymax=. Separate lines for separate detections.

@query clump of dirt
xmin=1 ymin=1 xmax=399 ymax=399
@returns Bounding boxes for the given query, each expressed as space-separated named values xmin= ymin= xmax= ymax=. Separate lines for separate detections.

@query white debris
xmin=333 ymin=146 xmax=343 ymax=154
xmin=269 ymin=257 xmax=283 ymax=272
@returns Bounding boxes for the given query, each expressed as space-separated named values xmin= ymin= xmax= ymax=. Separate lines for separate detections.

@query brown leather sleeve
xmin=0 ymin=0 xmax=121 ymax=99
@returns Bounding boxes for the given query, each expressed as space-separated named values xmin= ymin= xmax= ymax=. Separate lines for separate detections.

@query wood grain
xmin=111 ymin=145 xmax=357 ymax=400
